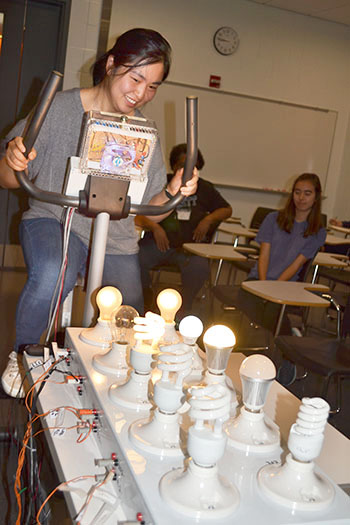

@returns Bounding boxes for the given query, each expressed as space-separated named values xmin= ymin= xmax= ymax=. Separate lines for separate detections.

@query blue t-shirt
xmin=249 ymin=211 xmax=326 ymax=281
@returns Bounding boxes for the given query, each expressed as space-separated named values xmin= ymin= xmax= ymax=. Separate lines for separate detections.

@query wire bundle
xmin=14 ymin=357 xmax=97 ymax=524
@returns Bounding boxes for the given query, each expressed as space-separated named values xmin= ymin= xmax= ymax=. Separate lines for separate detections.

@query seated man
xmin=136 ymin=144 xmax=232 ymax=317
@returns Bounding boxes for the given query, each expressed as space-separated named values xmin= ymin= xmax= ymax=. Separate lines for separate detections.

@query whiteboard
xmin=145 ymin=81 xmax=337 ymax=193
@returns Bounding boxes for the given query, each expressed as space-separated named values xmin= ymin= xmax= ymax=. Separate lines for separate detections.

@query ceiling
xmin=245 ymin=0 xmax=350 ymax=27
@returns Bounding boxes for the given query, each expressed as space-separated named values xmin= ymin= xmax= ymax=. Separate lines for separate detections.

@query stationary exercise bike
xmin=15 ymin=71 xmax=198 ymax=327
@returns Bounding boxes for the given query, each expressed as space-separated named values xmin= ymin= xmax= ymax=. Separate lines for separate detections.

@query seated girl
xmin=249 ymin=172 xmax=326 ymax=282
xmin=241 ymin=173 xmax=326 ymax=334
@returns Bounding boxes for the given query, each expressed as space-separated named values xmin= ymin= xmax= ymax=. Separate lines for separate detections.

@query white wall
xmin=63 ymin=0 xmax=103 ymax=90
xmin=63 ymin=0 xmax=350 ymax=225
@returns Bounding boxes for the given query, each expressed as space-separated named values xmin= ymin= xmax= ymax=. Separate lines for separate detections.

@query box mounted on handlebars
xmin=76 ymin=110 xmax=158 ymax=219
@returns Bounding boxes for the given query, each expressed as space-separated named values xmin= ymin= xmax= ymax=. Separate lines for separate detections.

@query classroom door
xmin=0 ymin=0 xmax=71 ymax=267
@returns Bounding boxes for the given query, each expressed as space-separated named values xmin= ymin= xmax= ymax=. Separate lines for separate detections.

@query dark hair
xmin=92 ymin=28 xmax=172 ymax=86
xmin=169 ymin=143 xmax=205 ymax=171
xmin=277 ymin=173 xmax=323 ymax=237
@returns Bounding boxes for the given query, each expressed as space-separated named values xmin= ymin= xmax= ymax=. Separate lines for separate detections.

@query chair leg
xmin=322 ymin=374 xmax=341 ymax=415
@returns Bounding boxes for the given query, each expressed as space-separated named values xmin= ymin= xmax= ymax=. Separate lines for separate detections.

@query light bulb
xmin=133 ymin=312 xmax=165 ymax=349
xmin=79 ymin=286 xmax=123 ymax=347
xmin=239 ymin=354 xmax=276 ymax=381
xmin=203 ymin=325 xmax=236 ymax=374
xmin=239 ymin=355 xmax=276 ymax=412
xmin=157 ymin=289 xmax=182 ymax=323
xmin=179 ymin=316 xmax=203 ymax=344
xmin=96 ymin=286 xmax=122 ymax=321
xmin=112 ymin=305 xmax=139 ymax=344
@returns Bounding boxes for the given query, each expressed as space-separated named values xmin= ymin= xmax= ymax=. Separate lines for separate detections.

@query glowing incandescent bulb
xmin=96 ymin=286 xmax=122 ymax=321
xmin=80 ymin=286 xmax=123 ymax=348
xmin=157 ymin=289 xmax=182 ymax=323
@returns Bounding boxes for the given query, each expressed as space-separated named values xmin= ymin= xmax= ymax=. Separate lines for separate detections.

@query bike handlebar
xmin=15 ymin=71 xmax=198 ymax=216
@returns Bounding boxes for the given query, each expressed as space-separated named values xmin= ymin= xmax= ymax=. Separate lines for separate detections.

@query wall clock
xmin=213 ymin=26 xmax=239 ymax=56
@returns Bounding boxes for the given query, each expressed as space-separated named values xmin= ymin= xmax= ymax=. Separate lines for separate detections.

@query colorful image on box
xmin=86 ymin=130 xmax=152 ymax=176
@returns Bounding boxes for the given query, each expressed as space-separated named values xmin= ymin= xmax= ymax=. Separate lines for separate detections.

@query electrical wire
xmin=35 ymin=475 xmax=96 ymax=525
xmin=45 ymin=206 xmax=75 ymax=342
xmin=15 ymin=406 xmax=93 ymax=524
xmin=15 ymin=357 xmax=66 ymax=524
xmin=15 ymin=356 xmax=96 ymax=523
xmin=75 ymin=470 xmax=114 ymax=524
xmin=45 ymin=206 xmax=75 ymax=343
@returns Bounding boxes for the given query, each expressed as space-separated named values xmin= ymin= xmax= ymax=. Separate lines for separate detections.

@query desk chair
xmin=226 ymin=207 xmax=276 ymax=280
xmin=275 ymin=297 xmax=350 ymax=414
xmin=146 ymin=217 xmax=227 ymax=306
xmin=314 ymin=264 xmax=350 ymax=338
xmin=318 ymin=266 xmax=350 ymax=288
xmin=210 ymin=258 xmax=315 ymax=353
xmin=151 ymin=262 xmax=182 ymax=287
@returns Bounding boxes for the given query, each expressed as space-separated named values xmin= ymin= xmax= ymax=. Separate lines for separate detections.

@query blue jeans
xmin=15 ymin=218 xmax=143 ymax=350
xmin=138 ymin=236 xmax=210 ymax=315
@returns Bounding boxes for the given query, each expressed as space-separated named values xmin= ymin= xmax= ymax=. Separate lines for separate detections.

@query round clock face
xmin=213 ymin=26 xmax=239 ymax=56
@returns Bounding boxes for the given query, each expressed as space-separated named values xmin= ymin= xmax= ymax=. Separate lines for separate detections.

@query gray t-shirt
xmin=249 ymin=211 xmax=326 ymax=281
xmin=0 ymin=88 xmax=166 ymax=255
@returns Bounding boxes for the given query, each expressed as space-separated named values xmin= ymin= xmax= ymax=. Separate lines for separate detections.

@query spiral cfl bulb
xmin=258 ymin=397 xmax=334 ymax=511
xmin=159 ymin=382 xmax=240 ymax=518
xmin=288 ymin=397 xmax=330 ymax=462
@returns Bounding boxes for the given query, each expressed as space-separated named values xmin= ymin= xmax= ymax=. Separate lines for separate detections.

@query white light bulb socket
xmin=79 ymin=319 xmax=113 ymax=348
xmin=257 ymin=452 xmax=335 ymax=511
xmin=129 ymin=409 xmax=182 ymax=457
xmin=225 ymin=406 xmax=280 ymax=453
xmin=92 ymin=341 xmax=129 ymax=376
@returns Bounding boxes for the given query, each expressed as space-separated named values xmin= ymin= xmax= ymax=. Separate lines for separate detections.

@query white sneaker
xmin=1 ymin=351 xmax=25 ymax=398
